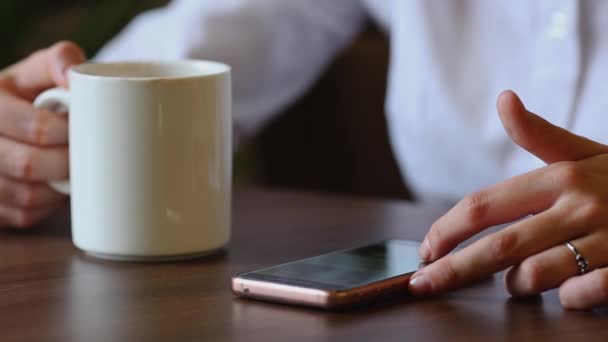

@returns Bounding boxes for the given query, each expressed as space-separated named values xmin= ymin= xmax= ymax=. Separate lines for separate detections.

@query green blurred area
xmin=0 ymin=0 xmax=169 ymax=67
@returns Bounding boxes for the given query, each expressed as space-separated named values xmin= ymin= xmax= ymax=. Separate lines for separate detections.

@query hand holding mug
xmin=0 ymin=41 xmax=85 ymax=228
xmin=33 ymin=59 xmax=232 ymax=260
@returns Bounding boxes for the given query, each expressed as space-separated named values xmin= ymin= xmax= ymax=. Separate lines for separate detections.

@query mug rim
xmin=69 ymin=60 xmax=230 ymax=81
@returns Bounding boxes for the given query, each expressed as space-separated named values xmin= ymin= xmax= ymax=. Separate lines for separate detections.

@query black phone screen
xmin=238 ymin=240 xmax=423 ymax=291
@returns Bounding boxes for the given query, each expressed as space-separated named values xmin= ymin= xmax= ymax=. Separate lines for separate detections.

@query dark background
xmin=0 ymin=1 xmax=168 ymax=66
xmin=0 ymin=0 xmax=411 ymax=200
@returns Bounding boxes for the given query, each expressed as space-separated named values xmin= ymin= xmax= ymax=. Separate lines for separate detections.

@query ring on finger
xmin=565 ymin=241 xmax=589 ymax=275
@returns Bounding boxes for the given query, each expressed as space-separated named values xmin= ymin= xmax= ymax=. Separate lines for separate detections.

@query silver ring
xmin=565 ymin=242 xmax=589 ymax=275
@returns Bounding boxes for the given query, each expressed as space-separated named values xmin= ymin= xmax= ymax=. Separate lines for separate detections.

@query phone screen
xmin=238 ymin=240 xmax=423 ymax=291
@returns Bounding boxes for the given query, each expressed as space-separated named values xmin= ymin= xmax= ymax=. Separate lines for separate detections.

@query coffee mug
xmin=34 ymin=60 xmax=232 ymax=261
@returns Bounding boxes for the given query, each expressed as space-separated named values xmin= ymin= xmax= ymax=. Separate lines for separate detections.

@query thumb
xmin=497 ymin=90 xmax=608 ymax=164
xmin=6 ymin=41 xmax=86 ymax=100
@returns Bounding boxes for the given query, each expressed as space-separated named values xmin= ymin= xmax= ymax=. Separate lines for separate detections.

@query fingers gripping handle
xmin=33 ymin=88 xmax=71 ymax=195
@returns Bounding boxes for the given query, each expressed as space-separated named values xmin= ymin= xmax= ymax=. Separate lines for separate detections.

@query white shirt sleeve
xmin=96 ymin=0 xmax=367 ymax=141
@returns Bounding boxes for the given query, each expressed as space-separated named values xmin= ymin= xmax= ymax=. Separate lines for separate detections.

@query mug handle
xmin=33 ymin=88 xmax=71 ymax=195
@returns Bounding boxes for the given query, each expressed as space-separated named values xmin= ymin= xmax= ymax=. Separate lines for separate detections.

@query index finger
xmin=420 ymin=165 xmax=561 ymax=262
xmin=409 ymin=205 xmax=586 ymax=295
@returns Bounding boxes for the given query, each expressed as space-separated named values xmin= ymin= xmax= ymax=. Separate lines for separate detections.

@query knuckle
xmin=488 ymin=232 xmax=518 ymax=265
xmin=435 ymin=258 xmax=462 ymax=288
xmin=517 ymin=260 xmax=546 ymax=294
xmin=16 ymin=185 xmax=38 ymax=208
xmin=10 ymin=149 xmax=35 ymax=180
xmin=426 ymin=222 xmax=444 ymax=257
xmin=574 ymin=197 xmax=606 ymax=224
xmin=551 ymin=161 xmax=586 ymax=189
xmin=27 ymin=110 xmax=48 ymax=143
xmin=462 ymin=191 xmax=489 ymax=226
xmin=0 ymin=177 xmax=8 ymax=194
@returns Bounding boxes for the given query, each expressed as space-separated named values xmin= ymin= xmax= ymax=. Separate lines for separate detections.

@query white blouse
xmin=97 ymin=0 xmax=608 ymax=204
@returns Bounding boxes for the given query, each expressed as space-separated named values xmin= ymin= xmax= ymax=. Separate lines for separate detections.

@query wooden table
xmin=1 ymin=188 xmax=606 ymax=341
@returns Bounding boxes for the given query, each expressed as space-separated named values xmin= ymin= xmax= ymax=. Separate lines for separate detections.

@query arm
xmin=96 ymin=0 xmax=367 ymax=142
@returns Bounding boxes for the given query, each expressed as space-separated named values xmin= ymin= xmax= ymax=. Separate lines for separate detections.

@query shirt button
xmin=548 ymin=10 xmax=568 ymax=39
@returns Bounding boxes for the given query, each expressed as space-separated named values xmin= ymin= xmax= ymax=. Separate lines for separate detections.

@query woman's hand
xmin=0 ymin=41 xmax=85 ymax=228
xmin=408 ymin=90 xmax=608 ymax=310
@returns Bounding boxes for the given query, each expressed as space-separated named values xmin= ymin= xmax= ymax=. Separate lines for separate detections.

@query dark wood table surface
xmin=1 ymin=187 xmax=606 ymax=342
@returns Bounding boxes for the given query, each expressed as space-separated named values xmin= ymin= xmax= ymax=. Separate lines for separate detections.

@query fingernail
xmin=60 ymin=62 xmax=72 ymax=85
xmin=53 ymin=55 xmax=67 ymax=75
xmin=409 ymin=274 xmax=431 ymax=295
xmin=52 ymin=56 xmax=72 ymax=87
xmin=419 ymin=238 xmax=431 ymax=261
xmin=58 ymin=57 xmax=69 ymax=73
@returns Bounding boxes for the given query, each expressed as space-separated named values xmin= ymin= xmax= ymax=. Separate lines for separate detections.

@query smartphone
xmin=231 ymin=240 xmax=424 ymax=309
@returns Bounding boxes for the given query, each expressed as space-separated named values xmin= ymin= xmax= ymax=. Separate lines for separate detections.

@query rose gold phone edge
xmin=231 ymin=272 xmax=414 ymax=310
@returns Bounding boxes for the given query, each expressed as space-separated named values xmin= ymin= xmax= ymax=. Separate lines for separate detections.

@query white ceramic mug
xmin=34 ymin=61 xmax=232 ymax=261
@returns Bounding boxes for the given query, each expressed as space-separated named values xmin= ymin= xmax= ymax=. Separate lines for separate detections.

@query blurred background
xmin=1 ymin=0 xmax=411 ymax=200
